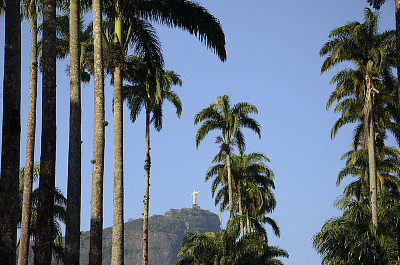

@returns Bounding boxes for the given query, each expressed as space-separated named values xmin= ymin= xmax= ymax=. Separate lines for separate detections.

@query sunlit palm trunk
xmin=111 ymin=13 xmax=124 ymax=264
xmin=89 ymin=0 xmax=105 ymax=263
xmin=368 ymin=103 xmax=378 ymax=228
xmin=35 ymin=0 xmax=57 ymax=263
xmin=237 ymin=191 xmax=244 ymax=238
xmin=226 ymin=153 xmax=234 ymax=219
xmin=0 ymin=0 xmax=21 ymax=263
xmin=65 ymin=0 xmax=81 ymax=263
xmin=18 ymin=3 xmax=37 ymax=264
xmin=142 ymin=110 xmax=151 ymax=265
xmin=246 ymin=211 xmax=251 ymax=233
xmin=365 ymin=67 xmax=378 ymax=229
xmin=111 ymin=62 xmax=124 ymax=265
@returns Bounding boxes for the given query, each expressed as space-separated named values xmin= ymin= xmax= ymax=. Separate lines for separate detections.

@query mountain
xmin=79 ymin=206 xmax=220 ymax=265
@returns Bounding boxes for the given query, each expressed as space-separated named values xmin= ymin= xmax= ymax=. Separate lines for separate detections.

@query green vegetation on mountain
xmin=78 ymin=207 xmax=220 ymax=265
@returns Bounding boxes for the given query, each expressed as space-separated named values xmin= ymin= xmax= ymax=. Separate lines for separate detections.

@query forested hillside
xmin=79 ymin=207 xmax=220 ymax=265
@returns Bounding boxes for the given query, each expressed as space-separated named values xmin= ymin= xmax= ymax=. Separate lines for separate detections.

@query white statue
xmin=190 ymin=190 xmax=200 ymax=206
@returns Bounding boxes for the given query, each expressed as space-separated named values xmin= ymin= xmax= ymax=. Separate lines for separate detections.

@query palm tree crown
xmin=194 ymin=94 xmax=261 ymax=153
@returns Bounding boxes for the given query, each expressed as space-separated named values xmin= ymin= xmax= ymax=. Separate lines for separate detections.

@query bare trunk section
xmin=89 ymin=0 xmax=105 ymax=263
xmin=142 ymin=110 xmax=151 ymax=265
xmin=35 ymin=0 xmax=57 ymax=263
xmin=18 ymin=4 xmax=37 ymax=265
xmin=237 ymin=191 xmax=244 ymax=238
xmin=246 ymin=211 xmax=251 ymax=233
xmin=111 ymin=65 xmax=124 ymax=265
xmin=65 ymin=0 xmax=82 ymax=263
xmin=226 ymin=153 xmax=234 ymax=219
xmin=364 ymin=63 xmax=378 ymax=229
xmin=368 ymin=104 xmax=378 ymax=228
xmin=0 ymin=0 xmax=21 ymax=264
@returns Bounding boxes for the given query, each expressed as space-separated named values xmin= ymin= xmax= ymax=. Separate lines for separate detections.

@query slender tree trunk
xmin=368 ymin=102 xmax=378 ymax=228
xmin=35 ymin=0 xmax=57 ymax=263
xmin=226 ymin=153 xmax=234 ymax=219
xmin=18 ymin=4 xmax=38 ymax=264
xmin=111 ymin=62 xmax=124 ymax=265
xmin=89 ymin=0 xmax=105 ymax=264
xmin=237 ymin=191 xmax=244 ymax=238
xmin=142 ymin=110 xmax=151 ymax=265
xmin=0 ymin=0 xmax=21 ymax=264
xmin=246 ymin=211 xmax=251 ymax=234
xmin=395 ymin=0 xmax=400 ymax=107
xmin=65 ymin=0 xmax=81 ymax=263
xmin=111 ymin=13 xmax=124 ymax=264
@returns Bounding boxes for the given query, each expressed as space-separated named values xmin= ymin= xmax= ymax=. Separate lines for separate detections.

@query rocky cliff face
xmin=79 ymin=207 xmax=220 ymax=265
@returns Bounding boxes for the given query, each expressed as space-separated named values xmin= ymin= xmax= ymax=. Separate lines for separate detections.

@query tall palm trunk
xmin=18 ymin=3 xmax=38 ymax=264
xmin=111 ymin=13 xmax=124 ymax=265
xmin=237 ymin=191 xmax=244 ymax=238
xmin=142 ymin=109 xmax=151 ymax=265
xmin=89 ymin=0 xmax=105 ymax=263
xmin=365 ymin=66 xmax=378 ymax=228
xmin=246 ymin=211 xmax=251 ymax=233
xmin=65 ymin=0 xmax=81 ymax=263
xmin=0 ymin=0 xmax=21 ymax=264
xmin=35 ymin=0 xmax=57 ymax=263
xmin=368 ymin=103 xmax=378 ymax=228
xmin=226 ymin=153 xmax=234 ymax=219
xmin=111 ymin=61 xmax=124 ymax=265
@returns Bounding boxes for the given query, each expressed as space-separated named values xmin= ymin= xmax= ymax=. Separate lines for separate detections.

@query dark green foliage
xmin=313 ymin=194 xmax=400 ymax=264
xmin=367 ymin=0 xmax=386 ymax=10
xmin=103 ymin=0 xmax=226 ymax=62
xmin=175 ymin=218 xmax=288 ymax=265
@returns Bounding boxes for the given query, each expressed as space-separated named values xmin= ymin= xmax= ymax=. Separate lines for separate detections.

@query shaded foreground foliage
xmin=175 ymin=217 xmax=288 ymax=265
xmin=313 ymin=194 xmax=400 ymax=264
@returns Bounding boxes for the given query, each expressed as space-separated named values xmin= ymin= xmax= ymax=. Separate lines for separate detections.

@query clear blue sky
xmin=0 ymin=0 xmax=398 ymax=264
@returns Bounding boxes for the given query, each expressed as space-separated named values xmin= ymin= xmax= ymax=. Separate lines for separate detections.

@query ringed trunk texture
xmin=368 ymin=104 xmax=378 ymax=228
xmin=142 ymin=110 xmax=151 ymax=265
xmin=65 ymin=0 xmax=82 ymax=263
xmin=89 ymin=0 xmax=105 ymax=264
xmin=35 ymin=0 xmax=57 ymax=263
xmin=0 ymin=0 xmax=21 ymax=263
xmin=237 ymin=191 xmax=244 ymax=238
xmin=395 ymin=0 xmax=400 ymax=107
xmin=18 ymin=5 xmax=38 ymax=265
xmin=226 ymin=153 xmax=234 ymax=219
xmin=111 ymin=64 xmax=124 ymax=265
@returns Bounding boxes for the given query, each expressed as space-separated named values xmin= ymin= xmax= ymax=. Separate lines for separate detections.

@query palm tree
xmin=64 ymin=0 xmax=82 ymax=263
xmin=17 ymin=163 xmax=66 ymax=265
xmin=206 ymin=152 xmax=278 ymax=239
xmin=367 ymin=0 xmax=400 ymax=108
xmin=320 ymin=8 xmax=394 ymax=228
xmin=337 ymin=145 xmax=400 ymax=201
xmin=35 ymin=0 xmax=57 ymax=263
xmin=194 ymin=95 xmax=261 ymax=219
xmin=313 ymin=194 xmax=400 ymax=264
xmin=175 ymin=218 xmax=289 ymax=265
xmin=123 ymin=58 xmax=182 ymax=264
xmin=18 ymin=1 xmax=41 ymax=264
xmin=89 ymin=0 xmax=105 ymax=263
xmin=0 ymin=0 xmax=21 ymax=263
xmin=100 ymin=2 xmax=227 ymax=263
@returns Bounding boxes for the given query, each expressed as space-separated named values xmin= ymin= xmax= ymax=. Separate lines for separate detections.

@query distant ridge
xmin=79 ymin=207 xmax=220 ymax=265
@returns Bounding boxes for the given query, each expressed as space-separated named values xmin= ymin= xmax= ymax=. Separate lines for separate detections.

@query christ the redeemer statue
xmin=190 ymin=190 xmax=200 ymax=207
